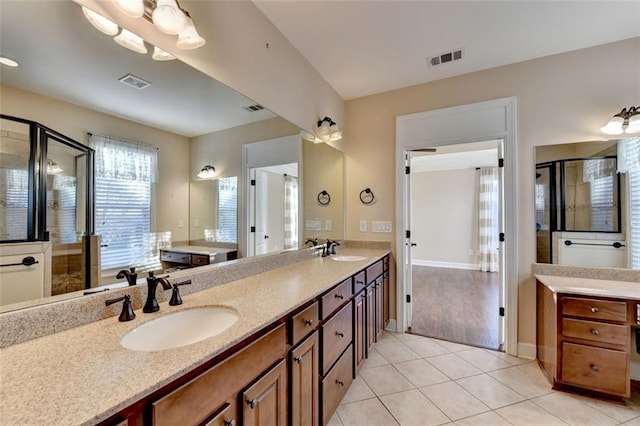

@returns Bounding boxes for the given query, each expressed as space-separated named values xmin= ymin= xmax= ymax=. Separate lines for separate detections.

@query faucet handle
xmin=105 ymin=294 xmax=136 ymax=322
xmin=169 ymin=280 xmax=192 ymax=306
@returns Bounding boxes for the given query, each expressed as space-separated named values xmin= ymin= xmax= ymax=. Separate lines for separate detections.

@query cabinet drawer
xmin=561 ymin=342 xmax=629 ymax=396
xmin=203 ymin=401 xmax=236 ymax=426
xmin=562 ymin=318 xmax=628 ymax=346
xmin=321 ymin=278 xmax=352 ymax=319
xmin=191 ymin=254 xmax=210 ymax=266
xmin=353 ymin=271 xmax=366 ymax=295
xmin=322 ymin=346 xmax=353 ymax=424
xmin=366 ymin=260 xmax=383 ymax=285
xmin=561 ymin=296 xmax=627 ymax=322
xmin=160 ymin=250 xmax=190 ymax=264
xmin=322 ymin=302 xmax=353 ymax=375
xmin=291 ymin=302 xmax=319 ymax=346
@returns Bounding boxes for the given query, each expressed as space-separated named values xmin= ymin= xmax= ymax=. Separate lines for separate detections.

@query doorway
xmin=406 ymin=141 xmax=505 ymax=350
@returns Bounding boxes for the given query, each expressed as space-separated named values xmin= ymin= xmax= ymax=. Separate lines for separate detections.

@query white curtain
xmin=583 ymin=158 xmax=616 ymax=182
xmin=90 ymin=134 xmax=158 ymax=183
xmin=283 ymin=175 xmax=298 ymax=250
xmin=478 ymin=167 xmax=499 ymax=272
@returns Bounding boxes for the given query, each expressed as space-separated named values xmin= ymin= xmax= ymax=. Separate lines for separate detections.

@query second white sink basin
xmin=331 ymin=255 xmax=368 ymax=262
xmin=120 ymin=306 xmax=239 ymax=351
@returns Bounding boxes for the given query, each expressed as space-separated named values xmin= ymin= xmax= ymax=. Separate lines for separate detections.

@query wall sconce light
xmin=46 ymin=159 xmax=63 ymax=175
xmin=314 ymin=116 xmax=343 ymax=143
xmin=197 ymin=165 xmax=216 ymax=180
xmin=600 ymin=106 xmax=640 ymax=135
xmin=82 ymin=0 xmax=205 ymax=61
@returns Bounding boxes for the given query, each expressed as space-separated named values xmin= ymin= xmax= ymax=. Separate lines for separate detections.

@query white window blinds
xmin=217 ymin=177 xmax=237 ymax=243
xmin=617 ymin=137 xmax=640 ymax=268
xmin=0 ymin=169 xmax=28 ymax=240
xmin=91 ymin=134 xmax=158 ymax=270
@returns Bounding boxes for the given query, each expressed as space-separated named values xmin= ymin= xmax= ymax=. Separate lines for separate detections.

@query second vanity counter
xmin=535 ymin=274 xmax=640 ymax=300
xmin=0 ymin=248 xmax=389 ymax=425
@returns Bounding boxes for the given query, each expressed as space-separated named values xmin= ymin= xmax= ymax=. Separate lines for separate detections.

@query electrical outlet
xmin=372 ymin=221 xmax=392 ymax=233
xmin=177 ymin=219 xmax=184 ymax=228
xmin=194 ymin=219 xmax=200 ymax=227
xmin=324 ymin=220 xmax=332 ymax=231
xmin=359 ymin=220 xmax=368 ymax=232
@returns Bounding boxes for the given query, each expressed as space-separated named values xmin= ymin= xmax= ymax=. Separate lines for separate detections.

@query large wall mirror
xmin=0 ymin=1 xmax=344 ymax=311
xmin=535 ymin=139 xmax=638 ymax=269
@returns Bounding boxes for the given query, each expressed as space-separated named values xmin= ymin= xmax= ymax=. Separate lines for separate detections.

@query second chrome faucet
xmin=143 ymin=271 xmax=172 ymax=313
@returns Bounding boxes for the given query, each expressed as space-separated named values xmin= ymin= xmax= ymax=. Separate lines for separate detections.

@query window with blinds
xmin=217 ymin=176 xmax=237 ymax=243
xmin=629 ymin=170 xmax=640 ymax=269
xmin=589 ymin=175 xmax=615 ymax=231
xmin=0 ymin=169 xmax=28 ymax=240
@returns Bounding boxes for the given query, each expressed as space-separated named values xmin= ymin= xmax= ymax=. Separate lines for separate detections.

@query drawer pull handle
xmin=304 ymin=319 xmax=313 ymax=326
xmin=335 ymin=294 xmax=344 ymax=300
xmin=590 ymin=306 xmax=599 ymax=313
xmin=591 ymin=329 xmax=600 ymax=336
xmin=336 ymin=380 xmax=345 ymax=387
xmin=294 ymin=356 xmax=303 ymax=364
xmin=247 ymin=399 xmax=258 ymax=409
xmin=336 ymin=331 xmax=345 ymax=338
xmin=356 ymin=280 xmax=364 ymax=284
xmin=590 ymin=364 xmax=599 ymax=372
xmin=224 ymin=421 xmax=236 ymax=426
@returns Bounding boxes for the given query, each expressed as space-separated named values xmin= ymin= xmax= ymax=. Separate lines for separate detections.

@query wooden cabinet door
xmin=383 ymin=270 xmax=390 ymax=324
xmin=366 ymin=284 xmax=375 ymax=353
xmin=202 ymin=401 xmax=236 ymax=426
xmin=290 ymin=332 xmax=319 ymax=426
xmin=354 ymin=292 xmax=366 ymax=373
xmin=375 ymin=277 xmax=384 ymax=339
xmin=242 ymin=360 xmax=287 ymax=426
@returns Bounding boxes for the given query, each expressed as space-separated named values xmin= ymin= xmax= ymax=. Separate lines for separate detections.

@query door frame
xmin=395 ymin=97 xmax=518 ymax=356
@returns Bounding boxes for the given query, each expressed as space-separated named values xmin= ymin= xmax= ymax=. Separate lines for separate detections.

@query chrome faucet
xmin=116 ymin=267 xmax=138 ymax=286
xmin=143 ymin=271 xmax=172 ymax=313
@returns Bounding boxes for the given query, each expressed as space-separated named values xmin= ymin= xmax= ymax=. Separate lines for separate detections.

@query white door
xmin=404 ymin=151 xmax=414 ymax=330
xmin=496 ymin=139 xmax=506 ymax=346
xmin=253 ymin=169 xmax=269 ymax=256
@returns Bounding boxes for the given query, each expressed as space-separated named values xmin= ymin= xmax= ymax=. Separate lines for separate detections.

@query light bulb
xmin=82 ymin=6 xmax=119 ymax=36
xmin=111 ymin=0 xmax=145 ymax=18
xmin=114 ymin=29 xmax=147 ymax=54
xmin=625 ymin=112 xmax=640 ymax=134
xmin=600 ymin=116 xmax=624 ymax=135
xmin=176 ymin=17 xmax=206 ymax=49
xmin=152 ymin=0 xmax=187 ymax=35
xmin=152 ymin=46 xmax=176 ymax=61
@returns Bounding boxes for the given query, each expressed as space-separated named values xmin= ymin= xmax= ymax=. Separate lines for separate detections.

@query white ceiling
xmin=254 ymin=1 xmax=640 ymax=100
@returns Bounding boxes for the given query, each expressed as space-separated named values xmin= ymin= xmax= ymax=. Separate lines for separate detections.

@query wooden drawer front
xmin=152 ymin=325 xmax=287 ymax=426
xmin=561 ymin=342 xmax=629 ymax=396
xmin=366 ymin=260 xmax=383 ymax=285
xmin=321 ymin=278 xmax=352 ymax=319
xmin=562 ymin=318 xmax=629 ymax=346
xmin=353 ymin=271 xmax=366 ymax=295
xmin=561 ymin=297 xmax=627 ymax=322
xmin=322 ymin=303 xmax=353 ymax=375
xmin=203 ymin=401 xmax=236 ymax=426
xmin=322 ymin=346 xmax=353 ymax=425
xmin=161 ymin=250 xmax=190 ymax=264
xmin=191 ymin=254 xmax=210 ymax=266
xmin=291 ymin=302 xmax=319 ymax=346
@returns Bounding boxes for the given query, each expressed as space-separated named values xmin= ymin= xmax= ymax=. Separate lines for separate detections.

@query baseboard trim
xmin=517 ymin=342 xmax=536 ymax=360
xmin=412 ymin=259 xmax=479 ymax=270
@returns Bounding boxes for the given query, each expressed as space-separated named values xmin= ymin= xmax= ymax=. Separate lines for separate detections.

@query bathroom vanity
xmin=537 ymin=275 xmax=640 ymax=399
xmin=0 ymin=248 xmax=390 ymax=426
xmin=160 ymin=246 xmax=238 ymax=270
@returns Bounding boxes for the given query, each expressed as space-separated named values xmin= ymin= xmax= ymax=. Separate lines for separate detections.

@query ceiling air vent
xmin=245 ymin=104 xmax=264 ymax=112
xmin=118 ymin=74 xmax=151 ymax=90
xmin=428 ymin=48 xmax=464 ymax=67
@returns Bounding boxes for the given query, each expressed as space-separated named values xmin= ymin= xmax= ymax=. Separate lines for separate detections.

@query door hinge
xmin=405 ymin=230 xmax=411 ymax=239
xmin=250 ymin=179 xmax=256 ymax=186
xmin=499 ymin=307 xmax=505 ymax=317
xmin=498 ymin=158 xmax=504 ymax=168
xmin=499 ymin=232 xmax=505 ymax=242
xmin=406 ymin=294 xmax=411 ymax=303
xmin=405 ymin=166 xmax=410 ymax=174
xmin=250 ymin=226 xmax=256 ymax=233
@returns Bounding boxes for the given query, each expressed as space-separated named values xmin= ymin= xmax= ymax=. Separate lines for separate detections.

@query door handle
xmin=264 ymin=235 xmax=270 ymax=239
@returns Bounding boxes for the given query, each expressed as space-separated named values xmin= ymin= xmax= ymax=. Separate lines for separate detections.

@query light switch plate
xmin=372 ymin=221 xmax=392 ymax=233
xmin=324 ymin=220 xmax=332 ymax=231
xmin=360 ymin=220 xmax=368 ymax=232
xmin=306 ymin=220 xmax=322 ymax=231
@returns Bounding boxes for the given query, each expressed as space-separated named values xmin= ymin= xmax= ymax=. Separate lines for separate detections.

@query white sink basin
xmin=331 ymin=255 xmax=368 ymax=262
xmin=120 ymin=306 xmax=239 ymax=351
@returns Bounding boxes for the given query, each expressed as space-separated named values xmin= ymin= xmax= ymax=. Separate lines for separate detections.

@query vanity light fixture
xmin=114 ymin=28 xmax=148 ymax=54
xmin=111 ymin=0 xmax=145 ymax=19
xmin=197 ymin=165 xmax=217 ymax=180
xmin=600 ymin=106 xmax=640 ymax=135
xmin=82 ymin=6 xmax=119 ymax=35
xmin=46 ymin=159 xmax=63 ymax=175
xmin=0 ymin=56 xmax=19 ymax=68
xmin=314 ymin=116 xmax=343 ymax=143
xmin=152 ymin=46 xmax=176 ymax=61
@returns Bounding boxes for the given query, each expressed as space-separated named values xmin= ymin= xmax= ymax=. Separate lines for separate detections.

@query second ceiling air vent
xmin=118 ymin=74 xmax=151 ymax=90
xmin=428 ymin=48 xmax=464 ymax=67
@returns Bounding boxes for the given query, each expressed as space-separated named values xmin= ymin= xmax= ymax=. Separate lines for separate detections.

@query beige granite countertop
xmin=535 ymin=274 xmax=640 ymax=300
xmin=0 ymin=248 xmax=388 ymax=426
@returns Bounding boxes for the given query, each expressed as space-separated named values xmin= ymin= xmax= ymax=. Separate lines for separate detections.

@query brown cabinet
xmin=321 ymin=346 xmax=353 ymax=425
xmin=241 ymin=360 xmax=287 ymax=426
xmin=321 ymin=278 xmax=352 ymax=319
xmin=322 ymin=302 xmax=353 ymax=375
xmin=366 ymin=283 xmax=375 ymax=352
xmin=203 ymin=402 xmax=236 ymax=426
xmin=290 ymin=332 xmax=319 ymax=426
xmin=291 ymin=302 xmax=319 ymax=346
xmin=353 ymin=291 xmax=366 ymax=373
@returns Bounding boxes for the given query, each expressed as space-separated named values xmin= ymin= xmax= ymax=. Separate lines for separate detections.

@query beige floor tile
xmin=495 ymin=400 xmax=567 ymax=425
xmin=489 ymin=365 xmax=554 ymax=399
xmin=455 ymin=348 xmax=513 ymax=372
xmin=419 ymin=381 xmax=490 ymax=421
xmin=390 ymin=332 xmax=423 ymax=342
xmin=340 ymin=376 xmax=376 ymax=404
xmin=403 ymin=337 xmax=451 ymax=358
xmin=456 ymin=374 xmax=526 ymax=409
xmin=425 ymin=353 xmax=483 ymax=380
xmin=394 ymin=358 xmax=450 ymax=387
xmin=453 ymin=411 xmax=511 ymax=426
xmin=336 ymin=398 xmax=399 ymax=426
xmin=623 ymin=415 xmax=640 ymax=425
xmin=375 ymin=342 xmax=421 ymax=364
xmin=531 ymin=392 xmax=618 ymax=426
xmin=376 ymin=330 xmax=400 ymax=345
xmin=581 ymin=396 xmax=640 ymax=423
xmin=380 ymin=389 xmax=450 ymax=426
xmin=431 ymin=339 xmax=476 ymax=353
xmin=359 ymin=365 xmax=415 ymax=396
xmin=327 ymin=411 xmax=344 ymax=426
xmin=361 ymin=348 xmax=390 ymax=370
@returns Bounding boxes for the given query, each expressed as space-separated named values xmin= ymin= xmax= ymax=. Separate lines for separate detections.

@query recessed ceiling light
xmin=0 ymin=56 xmax=19 ymax=67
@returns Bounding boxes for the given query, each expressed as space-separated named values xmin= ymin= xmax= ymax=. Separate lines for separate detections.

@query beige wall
xmin=0 ymin=84 xmax=191 ymax=242
xmin=345 ymin=37 xmax=640 ymax=348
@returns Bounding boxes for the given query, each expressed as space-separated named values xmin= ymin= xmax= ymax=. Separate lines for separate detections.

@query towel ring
xmin=359 ymin=188 xmax=375 ymax=205
xmin=317 ymin=190 xmax=331 ymax=205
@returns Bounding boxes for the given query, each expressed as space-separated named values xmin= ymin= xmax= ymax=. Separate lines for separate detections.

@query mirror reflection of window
xmin=216 ymin=176 xmax=237 ymax=243
xmin=0 ymin=120 xmax=30 ymax=241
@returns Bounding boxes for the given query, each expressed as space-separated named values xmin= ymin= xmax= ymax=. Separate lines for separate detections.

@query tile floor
xmin=328 ymin=331 xmax=640 ymax=426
